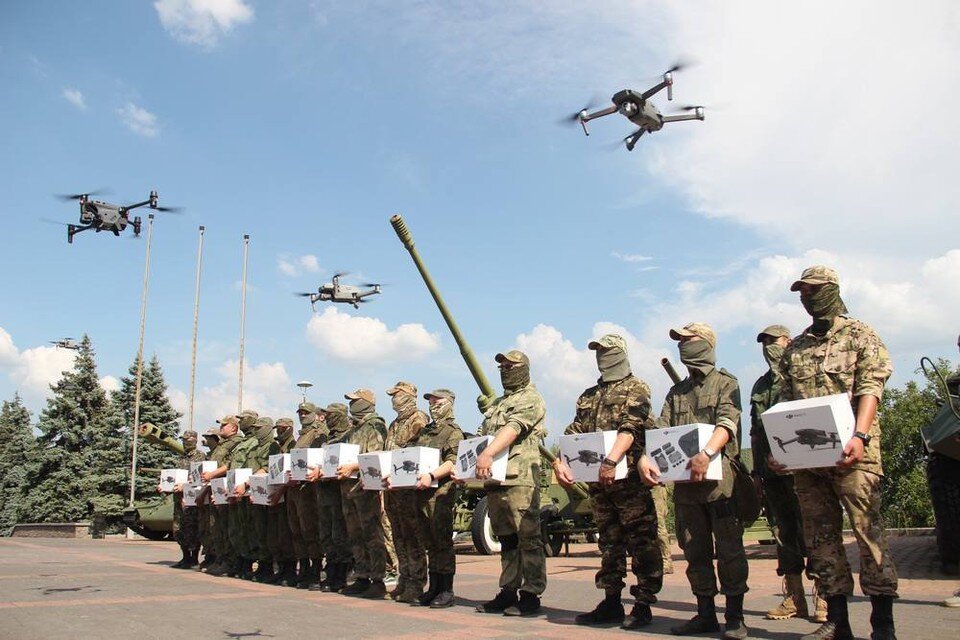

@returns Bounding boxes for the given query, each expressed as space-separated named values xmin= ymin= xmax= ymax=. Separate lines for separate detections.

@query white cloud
xmin=0 ymin=327 xmax=76 ymax=407
xmin=277 ymin=253 xmax=321 ymax=277
xmin=99 ymin=375 xmax=120 ymax=393
xmin=305 ymin=307 xmax=441 ymax=364
xmin=62 ymin=88 xmax=86 ymax=110
xmin=611 ymin=252 xmax=653 ymax=263
xmin=170 ymin=358 xmax=298 ymax=424
xmin=116 ymin=102 xmax=159 ymax=137
xmin=154 ymin=0 xmax=254 ymax=48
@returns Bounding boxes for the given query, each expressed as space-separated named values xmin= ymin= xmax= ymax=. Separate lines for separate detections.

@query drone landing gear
xmin=625 ymin=129 xmax=645 ymax=151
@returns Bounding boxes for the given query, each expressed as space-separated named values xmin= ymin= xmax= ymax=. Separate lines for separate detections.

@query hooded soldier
xmin=287 ymin=402 xmax=325 ymax=589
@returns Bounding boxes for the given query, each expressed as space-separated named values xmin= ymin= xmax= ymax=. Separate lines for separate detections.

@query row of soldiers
xmin=164 ymin=265 xmax=900 ymax=640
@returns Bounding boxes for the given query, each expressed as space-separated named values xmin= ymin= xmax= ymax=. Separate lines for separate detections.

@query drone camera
xmin=618 ymin=101 xmax=638 ymax=117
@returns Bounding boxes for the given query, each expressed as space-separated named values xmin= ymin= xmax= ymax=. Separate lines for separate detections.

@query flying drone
xmin=50 ymin=337 xmax=79 ymax=350
xmin=566 ymin=64 xmax=704 ymax=151
xmin=295 ymin=272 xmax=382 ymax=309
xmin=50 ymin=189 xmax=181 ymax=243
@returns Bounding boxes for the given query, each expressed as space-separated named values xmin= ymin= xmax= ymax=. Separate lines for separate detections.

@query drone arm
xmin=662 ymin=111 xmax=704 ymax=124
xmin=641 ymin=78 xmax=672 ymax=101
xmin=124 ymin=199 xmax=151 ymax=212
xmin=580 ymin=105 xmax=618 ymax=123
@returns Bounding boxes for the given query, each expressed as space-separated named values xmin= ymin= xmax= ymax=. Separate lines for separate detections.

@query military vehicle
xmin=121 ymin=422 xmax=181 ymax=540
xmin=773 ymin=428 xmax=841 ymax=452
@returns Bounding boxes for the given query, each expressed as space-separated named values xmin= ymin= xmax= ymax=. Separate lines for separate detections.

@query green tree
xmin=0 ymin=394 xmax=37 ymax=534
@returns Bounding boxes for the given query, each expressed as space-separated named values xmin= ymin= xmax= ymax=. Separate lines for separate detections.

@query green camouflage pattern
xmin=652 ymin=484 xmax=673 ymax=573
xmin=228 ymin=435 xmax=259 ymax=561
xmin=486 ymin=484 xmax=546 ymax=595
xmin=478 ymin=383 xmax=546 ymax=487
xmin=385 ymin=407 xmax=429 ymax=450
xmin=675 ymin=499 xmax=748 ymax=597
xmin=267 ymin=429 xmax=295 ymax=563
xmin=287 ymin=423 xmax=323 ymax=560
xmin=172 ymin=448 xmax=206 ymax=549
xmin=341 ymin=484 xmax=387 ymax=580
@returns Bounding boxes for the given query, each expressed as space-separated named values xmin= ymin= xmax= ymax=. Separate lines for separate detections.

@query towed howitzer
xmin=138 ymin=422 xmax=185 ymax=455
xmin=390 ymin=214 xmax=591 ymax=500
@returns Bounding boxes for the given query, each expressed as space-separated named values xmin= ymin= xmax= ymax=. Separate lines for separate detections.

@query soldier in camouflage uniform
xmin=641 ymin=323 xmax=749 ymax=639
xmin=197 ymin=427 xmax=221 ymax=570
xmin=406 ymin=389 xmax=464 ymax=608
xmin=287 ymin=402 xmax=325 ymax=589
xmin=265 ymin=417 xmax=296 ymax=585
xmin=773 ymin=266 xmax=898 ymax=640
xmin=167 ymin=429 xmax=205 ymax=569
xmin=338 ymin=389 xmax=390 ymax=599
xmin=555 ymin=334 xmax=663 ymax=630
xmin=474 ymin=349 xmax=547 ymax=617
xmin=245 ymin=416 xmax=276 ymax=582
xmin=203 ymin=416 xmax=244 ymax=576
xmin=383 ymin=381 xmax=430 ymax=602
xmin=652 ymin=485 xmax=673 ymax=573
xmin=227 ymin=410 xmax=260 ymax=579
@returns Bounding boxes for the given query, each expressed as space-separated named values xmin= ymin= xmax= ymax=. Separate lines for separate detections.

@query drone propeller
xmin=294 ymin=292 xmax=315 ymax=298
xmin=40 ymin=217 xmax=71 ymax=227
xmin=332 ymin=271 xmax=350 ymax=279
xmin=54 ymin=188 xmax=110 ymax=201
xmin=359 ymin=282 xmax=384 ymax=288
xmin=152 ymin=205 xmax=183 ymax=213
xmin=559 ymin=93 xmax=606 ymax=126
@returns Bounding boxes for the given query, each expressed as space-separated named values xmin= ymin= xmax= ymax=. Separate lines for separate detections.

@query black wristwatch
xmin=853 ymin=432 xmax=872 ymax=446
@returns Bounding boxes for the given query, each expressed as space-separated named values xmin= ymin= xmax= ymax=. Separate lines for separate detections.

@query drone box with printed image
xmin=210 ymin=477 xmax=230 ymax=505
xmin=290 ymin=448 xmax=323 ymax=481
xmin=645 ymin=424 xmax=722 ymax=483
xmin=248 ymin=474 xmax=284 ymax=505
xmin=188 ymin=461 xmax=218 ymax=485
xmin=226 ymin=468 xmax=252 ymax=495
xmin=559 ymin=431 xmax=627 ymax=482
xmin=158 ymin=468 xmax=188 ymax=493
xmin=268 ymin=453 xmax=292 ymax=485
xmin=761 ymin=394 xmax=855 ymax=470
xmin=358 ymin=452 xmax=392 ymax=491
xmin=390 ymin=447 xmax=440 ymax=488
xmin=322 ymin=443 xmax=360 ymax=479
xmin=183 ymin=484 xmax=206 ymax=508
xmin=455 ymin=435 xmax=507 ymax=482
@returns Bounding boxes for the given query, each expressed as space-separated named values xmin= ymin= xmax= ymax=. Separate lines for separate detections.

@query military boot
xmin=723 ymin=594 xmax=749 ymax=640
xmin=670 ymin=596 xmax=720 ymax=635
xmin=199 ymin=553 xmax=215 ymax=571
xmin=397 ymin=582 xmax=422 ymax=604
xmin=323 ymin=562 xmax=348 ymax=593
xmin=341 ymin=577 xmax=372 ymax=596
xmin=429 ymin=573 xmax=455 ymax=609
xmin=503 ymin=590 xmax=541 ymax=617
xmin=412 ymin=572 xmax=441 ymax=607
xmin=622 ymin=602 xmax=653 ymax=630
xmin=389 ymin=577 xmax=407 ymax=601
xmin=812 ymin=584 xmax=828 ymax=623
xmin=360 ymin=579 xmax=388 ymax=600
xmin=869 ymin=595 xmax=897 ymax=640
xmin=241 ymin=558 xmax=255 ymax=580
xmin=227 ymin=556 xmax=243 ymax=578
xmin=476 ymin=588 xmax=518 ymax=614
xmin=307 ymin=558 xmax=324 ymax=591
xmin=171 ymin=546 xmax=191 ymax=569
xmin=575 ymin=594 xmax=625 ymax=625
xmin=253 ymin=560 xmax=275 ymax=583
xmin=295 ymin=558 xmax=311 ymax=589
xmin=263 ymin=562 xmax=285 ymax=585
xmin=279 ymin=561 xmax=299 ymax=587
xmin=801 ymin=595 xmax=854 ymax=640
xmin=206 ymin=558 xmax=228 ymax=577
xmin=768 ymin=574 xmax=808 ymax=619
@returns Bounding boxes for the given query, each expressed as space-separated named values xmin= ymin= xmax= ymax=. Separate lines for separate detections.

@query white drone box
xmin=188 ymin=460 xmax=217 ymax=485
xmin=159 ymin=468 xmax=188 ymax=492
xmin=290 ymin=448 xmax=323 ymax=481
xmin=226 ymin=468 xmax=252 ymax=495
xmin=390 ymin=447 xmax=440 ymax=488
xmin=248 ymin=474 xmax=284 ymax=505
xmin=268 ymin=453 xmax=292 ymax=485
xmin=358 ymin=452 xmax=391 ymax=491
xmin=183 ymin=484 xmax=205 ymax=508
xmin=210 ymin=478 xmax=230 ymax=505
xmin=559 ymin=431 xmax=627 ymax=482
xmin=645 ymin=424 xmax=722 ymax=483
xmin=761 ymin=394 xmax=855 ymax=470
xmin=322 ymin=443 xmax=360 ymax=479
xmin=455 ymin=435 xmax=507 ymax=482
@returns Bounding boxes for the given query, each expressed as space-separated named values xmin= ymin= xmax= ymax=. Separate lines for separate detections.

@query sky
xmin=1 ymin=1 xmax=958 ymax=441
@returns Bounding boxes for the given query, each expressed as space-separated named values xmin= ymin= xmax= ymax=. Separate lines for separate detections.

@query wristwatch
xmin=701 ymin=447 xmax=717 ymax=458
xmin=853 ymin=432 xmax=872 ymax=446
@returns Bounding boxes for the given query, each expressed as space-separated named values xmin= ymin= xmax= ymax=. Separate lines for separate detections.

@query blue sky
xmin=1 ymin=1 xmax=958 ymax=439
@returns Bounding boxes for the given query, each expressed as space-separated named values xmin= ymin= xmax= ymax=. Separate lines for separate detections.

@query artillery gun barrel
xmin=661 ymin=357 xmax=683 ymax=385
xmin=390 ymin=214 xmax=590 ymax=500
xmin=137 ymin=422 xmax=184 ymax=455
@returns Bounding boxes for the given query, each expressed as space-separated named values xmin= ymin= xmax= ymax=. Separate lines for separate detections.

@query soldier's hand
xmin=553 ymin=460 xmax=575 ymax=488
xmin=233 ymin=483 xmax=247 ymax=497
xmin=767 ymin=453 xmax=789 ymax=475
xmin=415 ymin=473 xmax=432 ymax=490
xmin=201 ymin=471 xmax=214 ymax=482
xmin=638 ymin=455 xmax=661 ymax=487
xmin=381 ymin=476 xmax=392 ymax=490
xmin=305 ymin=465 xmax=321 ymax=482
xmin=475 ymin=452 xmax=493 ymax=480
xmin=688 ymin=452 xmax=710 ymax=482
xmin=156 ymin=484 xmax=163 ymax=493
xmin=174 ymin=483 xmax=184 ymax=493
xmin=598 ymin=462 xmax=617 ymax=486
xmin=839 ymin=436 xmax=865 ymax=467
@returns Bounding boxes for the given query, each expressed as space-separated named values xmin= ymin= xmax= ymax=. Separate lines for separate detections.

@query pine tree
xmin=0 ymin=394 xmax=36 ymax=535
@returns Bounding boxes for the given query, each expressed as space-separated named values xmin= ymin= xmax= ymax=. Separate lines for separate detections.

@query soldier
xmin=555 ymin=334 xmax=663 ymax=630
xmin=162 ymin=429 xmax=205 ymax=569
xmin=405 ymin=389 xmax=464 ymax=608
xmin=246 ymin=416 xmax=276 ymax=582
xmin=474 ymin=349 xmax=547 ymax=617
xmin=640 ymin=323 xmax=749 ymax=639
xmin=772 ymin=266 xmax=898 ymax=640
xmin=750 ymin=324 xmax=826 ymax=622
xmin=338 ymin=389 xmax=390 ymax=599
xmin=383 ymin=381 xmax=430 ymax=603
xmin=227 ymin=409 xmax=260 ymax=579
xmin=652 ymin=485 xmax=674 ymax=574
xmin=203 ymin=416 xmax=244 ymax=577
xmin=197 ymin=427 xmax=221 ymax=570
xmin=265 ymin=417 xmax=296 ymax=585
xmin=287 ymin=402 xmax=325 ymax=589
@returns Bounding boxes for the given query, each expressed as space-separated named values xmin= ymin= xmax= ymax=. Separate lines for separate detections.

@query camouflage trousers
xmin=318 ymin=481 xmax=351 ymax=564
xmin=486 ymin=484 xmax=546 ymax=596
xmin=251 ymin=503 xmax=269 ymax=564
xmin=760 ymin=472 xmax=807 ymax=576
xmin=286 ymin=482 xmax=321 ymax=559
xmin=228 ymin=500 xmax=257 ymax=560
xmin=173 ymin=495 xmax=201 ymax=551
xmin=415 ymin=483 xmax=459 ymax=576
xmin=213 ymin=505 xmax=233 ymax=562
xmin=675 ymin=497 xmax=749 ymax=597
xmin=652 ymin=484 xmax=673 ymax=572
xmin=590 ymin=475 xmax=663 ymax=603
xmin=198 ymin=499 xmax=216 ymax=556
xmin=382 ymin=507 xmax=397 ymax=573
xmin=794 ymin=468 xmax=898 ymax=597
xmin=267 ymin=501 xmax=294 ymax=563
xmin=386 ymin=490 xmax=425 ymax=587
xmin=341 ymin=484 xmax=387 ymax=580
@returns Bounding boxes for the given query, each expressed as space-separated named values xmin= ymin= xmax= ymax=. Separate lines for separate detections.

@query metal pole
xmin=187 ymin=226 xmax=205 ymax=432
xmin=127 ymin=214 xmax=155 ymax=522
xmin=238 ymin=234 xmax=250 ymax=413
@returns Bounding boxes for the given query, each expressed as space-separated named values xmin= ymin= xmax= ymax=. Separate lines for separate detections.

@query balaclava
xmin=597 ymin=347 xmax=631 ymax=383
xmin=679 ymin=339 xmax=716 ymax=377
xmin=391 ymin=392 xmax=418 ymax=418
xmin=325 ymin=404 xmax=350 ymax=437
xmin=801 ymin=283 xmax=848 ymax=335
xmin=349 ymin=398 xmax=374 ymax=420
xmin=428 ymin=398 xmax=454 ymax=423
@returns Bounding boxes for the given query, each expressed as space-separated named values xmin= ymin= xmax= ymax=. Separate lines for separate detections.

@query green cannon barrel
xmin=138 ymin=422 xmax=184 ymax=456
xmin=661 ymin=357 xmax=683 ymax=385
xmin=390 ymin=214 xmax=590 ymax=500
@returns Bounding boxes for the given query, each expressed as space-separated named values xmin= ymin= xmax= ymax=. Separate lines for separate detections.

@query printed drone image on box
xmin=322 ymin=443 xmax=360 ymax=479
xmin=645 ymin=423 xmax=722 ymax=483
xmin=248 ymin=474 xmax=284 ymax=505
xmin=188 ymin=460 xmax=217 ymax=485
xmin=268 ymin=453 xmax=292 ymax=485
xmin=290 ymin=448 xmax=323 ymax=482
xmin=183 ymin=484 xmax=205 ymax=508
xmin=158 ymin=468 xmax=188 ymax=492
xmin=390 ymin=446 xmax=440 ymax=488
xmin=358 ymin=452 xmax=392 ymax=490
xmin=761 ymin=393 xmax=855 ymax=470
xmin=559 ymin=430 xmax=628 ymax=482
xmin=210 ymin=477 xmax=230 ymax=505
xmin=226 ymin=468 xmax=252 ymax=495
xmin=455 ymin=435 xmax=507 ymax=482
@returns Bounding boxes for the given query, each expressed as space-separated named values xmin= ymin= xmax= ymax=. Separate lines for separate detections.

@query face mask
xmin=298 ymin=412 xmax=316 ymax=428
xmin=391 ymin=393 xmax=417 ymax=417
xmin=240 ymin=424 xmax=255 ymax=437
xmin=596 ymin=347 xmax=631 ymax=383
xmin=679 ymin=339 xmax=715 ymax=376
xmin=349 ymin=398 xmax=374 ymax=419
xmin=500 ymin=363 xmax=530 ymax=392
xmin=275 ymin=426 xmax=292 ymax=441
xmin=800 ymin=283 xmax=848 ymax=323
xmin=762 ymin=343 xmax=785 ymax=373
xmin=428 ymin=398 xmax=453 ymax=422
xmin=183 ymin=440 xmax=196 ymax=453
xmin=326 ymin=411 xmax=349 ymax=435
xmin=256 ymin=425 xmax=274 ymax=442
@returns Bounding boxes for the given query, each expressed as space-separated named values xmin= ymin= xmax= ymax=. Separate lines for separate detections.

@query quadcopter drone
xmin=50 ymin=337 xmax=79 ymax=350
xmin=51 ymin=189 xmax=181 ymax=243
xmin=296 ymin=272 xmax=382 ymax=309
xmin=773 ymin=429 xmax=842 ymax=453
xmin=567 ymin=64 xmax=704 ymax=151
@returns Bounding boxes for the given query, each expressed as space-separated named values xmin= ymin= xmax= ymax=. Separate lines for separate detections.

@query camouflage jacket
xmin=249 ymin=436 xmax=274 ymax=473
xmin=779 ymin=315 xmax=892 ymax=475
xmin=657 ymin=366 xmax=741 ymax=504
xmin=386 ymin=409 xmax=429 ymax=450
xmin=293 ymin=424 xmax=323 ymax=450
xmin=273 ymin=431 xmax=295 ymax=455
xmin=345 ymin=413 xmax=387 ymax=455
xmin=479 ymin=383 xmax=546 ymax=487
xmin=412 ymin=418 xmax=464 ymax=493
xmin=214 ymin=434 xmax=244 ymax=467
xmin=749 ymin=369 xmax=780 ymax=478
xmin=565 ymin=374 xmax=654 ymax=471
xmin=176 ymin=448 xmax=206 ymax=470
xmin=229 ymin=436 xmax=259 ymax=471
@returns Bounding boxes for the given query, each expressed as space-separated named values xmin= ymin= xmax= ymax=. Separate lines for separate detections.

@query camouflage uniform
xmin=565 ymin=335 xmax=663 ymax=605
xmin=652 ymin=484 xmax=673 ymax=572
xmin=172 ymin=431 xmax=205 ymax=566
xmin=286 ymin=404 xmax=325 ymax=568
xmin=247 ymin=417 xmax=276 ymax=579
xmin=266 ymin=419 xmax=296 ymax=580
xmin=228 ymin=411 xmax=260 ymax=572
xmin=198 ymin=429 xmax=221 ymax=563
xmin=212 ymin=423 xmax=244 ymax=570
xmin=316 ymin=403 xmax=353 ymax=590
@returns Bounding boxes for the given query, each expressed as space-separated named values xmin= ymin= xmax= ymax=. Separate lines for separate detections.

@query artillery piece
xmin=122 ymin=422 xmax=186 ymax=540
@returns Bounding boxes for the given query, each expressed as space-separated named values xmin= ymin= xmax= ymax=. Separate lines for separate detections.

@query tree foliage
xmin=0 ymin=395 xmax=36 ymax=534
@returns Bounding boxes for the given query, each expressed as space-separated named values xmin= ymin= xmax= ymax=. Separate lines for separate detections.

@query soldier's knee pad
xmin=499 ymin=533 xmax=519 ymax=552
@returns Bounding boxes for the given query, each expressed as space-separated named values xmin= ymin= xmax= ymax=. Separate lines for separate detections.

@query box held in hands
xmin=322 ymin=443 xmax=360 ymax=479
xmin=210 ymin=478 xmax=230 ymax=505
xmin=268 ymin=453 xmax=291 ymax=485
xmin=226 ymin=468 xmax=252 ymax=495
xmin=645 ymin=424 xmax=722 ymax=483
xmin=761 ymin=394 xmax=855 ymax=470
xmin=390 ymin=446 xmax=440 ymax=488
xmin=559 ymin=430 xmax=627 ymax=482
xmin=248 ymin=474 xmax=284 ymax=505
xmin=159 ymin=468 xmax=188 ymax=492
xmin=358 ymin=452 xmax=391 ymax=490
xmin=455 ymin=435 xmax=507 ymax=482
xmin=183 ymin=484 xmax=205 ymax=508
xmin=290 ymin=448 xmax=323 ymax=482
xmin=188 ymin=461 xmax=217 ymax=485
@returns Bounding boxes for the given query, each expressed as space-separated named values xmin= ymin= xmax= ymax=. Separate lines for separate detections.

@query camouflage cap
xmin=237 ymin=409 xmax=259 ymax=420
xmin=424 ymin=388 xmax=456 ymax=402
xmin=275 ymin=417 xmax=295 ymax=427
xmin=344 ymin=389 xmax=376 ymax=404
xmin=756 ymin=324 xmax=791 ymax=342
xmin=790 ymin=265 xmax=840 ymax=291
xmin=588 ymin=334 xmax=628 ymax=352
xmin=254 ymin=416 xmax=274 ymax=428
xmin=217 ymin=415 xmax=239 ymax=426
xmin=297 ymin=402 xmax=318 ymax=414
xmin=669 ymin=322 xmax=717 ymax=349
xmin=495 ymin=349 xmax=530 ymax=366
xmin=180 ymin=430 xmax=198 ymax=441
xmin=386 ymin=381 xmax=417 ymax=396
xmin=202 ymin=427 xmax=221 ymax=439
xmin=323 ymin=402 xmax=348 ymax=416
